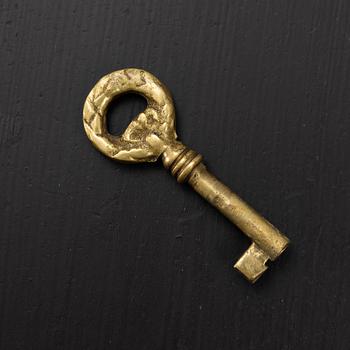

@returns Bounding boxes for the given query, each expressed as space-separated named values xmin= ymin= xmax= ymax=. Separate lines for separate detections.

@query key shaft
xmin=189 ymin=164 xmax=288 ymax=260
xmin=162 ymin=144 xmax=289 ymax=282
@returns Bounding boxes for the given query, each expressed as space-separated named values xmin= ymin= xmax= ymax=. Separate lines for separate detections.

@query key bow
xmin=83 ymin=68 xmax=177 ymax=162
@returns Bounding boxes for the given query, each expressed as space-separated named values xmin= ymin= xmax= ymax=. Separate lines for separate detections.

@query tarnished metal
xmin=83 ymin=68 xmax=290 ymax=283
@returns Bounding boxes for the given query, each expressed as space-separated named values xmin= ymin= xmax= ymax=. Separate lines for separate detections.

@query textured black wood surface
xmin=1 ymin=0 xmax=350 ymax=349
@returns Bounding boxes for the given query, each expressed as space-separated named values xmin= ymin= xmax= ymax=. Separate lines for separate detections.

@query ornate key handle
xmin=83 ymin=68 xmax=178 ymax=162
xmin=83 ymin=68 xmax=290 ymax=283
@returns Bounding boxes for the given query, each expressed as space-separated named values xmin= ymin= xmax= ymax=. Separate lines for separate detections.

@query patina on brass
xmin=83 ymin=68 xmax=290 ymax=283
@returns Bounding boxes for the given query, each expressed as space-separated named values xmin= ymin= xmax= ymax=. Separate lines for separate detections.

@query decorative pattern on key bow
xmin=83 ymin=68 xmax=177 ymax=162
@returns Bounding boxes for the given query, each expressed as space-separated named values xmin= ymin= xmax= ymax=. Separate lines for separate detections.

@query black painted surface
xmin=1 ymin=1 xmax=350 ymax=349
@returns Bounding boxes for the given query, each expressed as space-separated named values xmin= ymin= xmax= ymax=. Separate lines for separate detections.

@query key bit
xmin=83 ymin=68 xmax=290 ymax=283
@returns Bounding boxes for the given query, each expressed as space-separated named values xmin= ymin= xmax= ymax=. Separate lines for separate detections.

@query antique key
xmin=83 ymin=68 xmax=289 ymax=283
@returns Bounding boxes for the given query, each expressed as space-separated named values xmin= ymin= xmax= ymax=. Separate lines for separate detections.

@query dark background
xmin=1 ymin=0 xmax=350 ymax=349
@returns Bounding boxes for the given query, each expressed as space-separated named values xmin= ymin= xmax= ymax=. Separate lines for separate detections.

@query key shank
xmin=162 ymin=143 xmax=289 ymax=283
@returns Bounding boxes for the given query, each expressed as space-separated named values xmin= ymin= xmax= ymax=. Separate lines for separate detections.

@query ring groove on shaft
xmin=169 ymin=147 xmax=203 ymax=183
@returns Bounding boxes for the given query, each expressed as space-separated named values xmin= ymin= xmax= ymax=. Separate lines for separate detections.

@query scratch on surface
xmin=0 ymin=112 xmax=23 ymax=149
xmin=136 ymin=70 xmax=146 ymax=87
xmin=177 ymin=210 xmax=205 ymax=224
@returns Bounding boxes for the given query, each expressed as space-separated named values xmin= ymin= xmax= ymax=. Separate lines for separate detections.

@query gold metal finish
xmin=83 ymin=68 xmax=290 ymax=283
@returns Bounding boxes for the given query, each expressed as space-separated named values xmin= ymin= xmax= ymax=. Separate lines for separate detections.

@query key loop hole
xmin=106 ymin=93 xmax=147 ymax=136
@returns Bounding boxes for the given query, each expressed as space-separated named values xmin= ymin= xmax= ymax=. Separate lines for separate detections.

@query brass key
xmin=83 ymin=68 xmax=290 ymax=283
